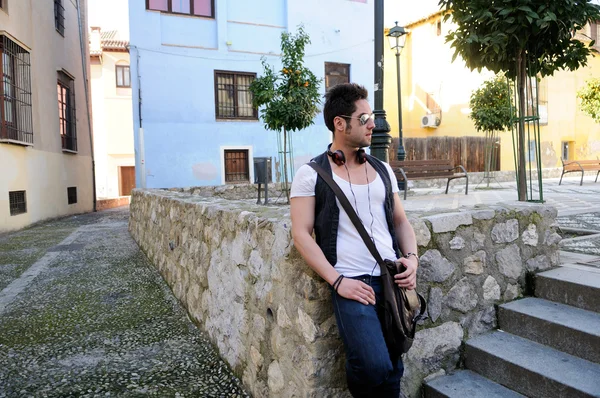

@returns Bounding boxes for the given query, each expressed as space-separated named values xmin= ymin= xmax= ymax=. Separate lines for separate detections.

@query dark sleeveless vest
xmin=311 ymin=151 xmax=400 ymax=266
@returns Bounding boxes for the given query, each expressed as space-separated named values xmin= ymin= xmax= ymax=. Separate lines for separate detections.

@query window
xmin=527 ymin=140 xmax=537 ymax=163
xmin=57 ymin=71 xmax=77 ymax=151
xmin=67 ymin=187 xmax=77 ymax=204
xmin=146 ymin=0 xmax=214 ymax=18
xmin=1 ymin=35 xmax=33 ymax=145
xmin=436 ymin=20 xmax=442 ymax=36
xmin=426 ymin=92 xmax=440 ymax=113
xmin=9 ymin=190 xmax=26 ymax=216
xmin=325 ymin=62 xmax=350 ymax=91
xmin=215 ymin=71 xmax=257 ymax=120
xmin=55 ymin=0 xmax=65 ymax=36
xmin=562 ymin=141 xmax=574 ymax=161
xmin=224 ymin=150 xmax=249 ymax=183
xmin=116 ymin=65 xmax=130 ymax=88
xmin=526 ymin=77 xmax=548 ymax=125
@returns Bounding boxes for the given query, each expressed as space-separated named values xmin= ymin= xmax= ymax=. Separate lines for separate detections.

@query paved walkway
xmin=0 ymin=208 xmax=248 ymax=397
xmin=402 ymin=175 xmax=600 ymax=217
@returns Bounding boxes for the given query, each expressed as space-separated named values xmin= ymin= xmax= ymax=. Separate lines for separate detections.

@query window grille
xmin=9 ymin=190 xmax=26 ymax=216
xmin=215 ymin=71 xmax=257 ymax=120
xmin=0 ymin=35 xmax=33 ymax=145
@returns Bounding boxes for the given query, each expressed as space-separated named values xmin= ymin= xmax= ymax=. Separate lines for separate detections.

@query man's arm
xmin=391 ymin=192 xmax=419 ymax=290
xmin=290 ymin=196 xmax=375 ymax=305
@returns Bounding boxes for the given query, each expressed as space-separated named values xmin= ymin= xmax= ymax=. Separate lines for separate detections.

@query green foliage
xmin=249 ymin=26 xmax=322 ymax=133
xmin=438 ymin=0 xmax=600 ymax=79
xmin=577 ymin=78 xmax=600 ymax=123
xmin=469 ymin=74 xmax=512 ymax=133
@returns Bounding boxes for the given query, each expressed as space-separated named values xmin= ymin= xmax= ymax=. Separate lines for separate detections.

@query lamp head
xmin=387 ymin=22 xmax=408 ymax=53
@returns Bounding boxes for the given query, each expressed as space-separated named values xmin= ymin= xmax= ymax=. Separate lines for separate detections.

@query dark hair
xmin=323 ymin=83 xmax=369 ymax=134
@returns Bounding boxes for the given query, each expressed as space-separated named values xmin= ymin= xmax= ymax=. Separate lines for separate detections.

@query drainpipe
xmin=129 ymin=45 xmax=146 ymax=189
xmin=76 ymin=0 xmax=97 ymax=211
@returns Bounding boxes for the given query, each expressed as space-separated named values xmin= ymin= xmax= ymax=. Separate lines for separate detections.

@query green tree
xmin=438 ymin=0 xmax=600 ymax=200
xmin=577 ymin=78 xmax=600 ymax=123
xmin=469 ymin=74 xmax=512 ymax=187
xmin=249 ymin=27 xmax=321 ymax=203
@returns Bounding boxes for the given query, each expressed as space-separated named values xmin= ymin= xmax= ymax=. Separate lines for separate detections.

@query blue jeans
xmin=331 ymin=275 xmax=404 ymax=398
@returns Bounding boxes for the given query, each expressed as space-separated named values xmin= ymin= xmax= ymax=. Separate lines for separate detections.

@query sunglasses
xmin=339 ymin=113 xmax=375 ymax=126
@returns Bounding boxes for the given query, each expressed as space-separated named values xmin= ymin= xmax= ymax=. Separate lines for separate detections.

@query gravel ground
xmin=0 ymin=208 xmax=249 ymax=398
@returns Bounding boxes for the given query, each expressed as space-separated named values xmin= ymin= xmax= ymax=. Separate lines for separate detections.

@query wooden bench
xmin=389 ymin=159 xmax=469 ymax=200
xmin=559 ymin=158 xmax=600 ymax=186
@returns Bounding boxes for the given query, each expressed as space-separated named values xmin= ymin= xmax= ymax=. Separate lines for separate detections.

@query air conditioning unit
xmin=421 ymin=114 xmax=441 ymax=128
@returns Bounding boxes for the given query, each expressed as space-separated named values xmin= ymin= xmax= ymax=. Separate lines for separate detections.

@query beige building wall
xmin=0 ymin=0 xmax=94 ymax=232
xmin=90 ymin=37 xmax=134 ymax=199
xmin=384 ymin=12 xmax=600 ymax=171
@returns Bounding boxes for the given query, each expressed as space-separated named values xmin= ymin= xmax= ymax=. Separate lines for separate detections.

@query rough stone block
xmin=423 ymin=212 xmax=473 ymax=233
xmin=464 ymin=251 xmax=486 ymax=275
xmin=419 ymin=250 xmax=456 ymax=283
xmin=445 ymin=278 xmax=478 ymax=313
xmin=496 ymin=244 xmax=522 ymax=279
xmin=491 ymin=219 xmax=519 ymax=243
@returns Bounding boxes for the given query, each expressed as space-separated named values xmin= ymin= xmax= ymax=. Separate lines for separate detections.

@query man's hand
xmin=336 ymin=278 xmax=376 ymax=305
xmin=394 ymin=256 xmax=418 ymax=290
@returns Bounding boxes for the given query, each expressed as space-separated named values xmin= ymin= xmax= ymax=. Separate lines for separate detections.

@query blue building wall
xmin=129 ymin=0 xmax=374 ymax=188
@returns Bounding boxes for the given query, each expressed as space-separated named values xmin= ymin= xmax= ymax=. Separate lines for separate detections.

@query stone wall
xmin=129 ymin=189 xmax=560 ymax=398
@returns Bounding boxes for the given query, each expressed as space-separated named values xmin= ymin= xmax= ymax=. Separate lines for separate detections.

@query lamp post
xmin=387 ymin=22 xmax=408 ymax=161
xmin=370 ymin=0 xmax=392 ymax=162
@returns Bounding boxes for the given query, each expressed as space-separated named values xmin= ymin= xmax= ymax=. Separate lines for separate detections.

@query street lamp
xmin=370 ymin=0 xmax=392 ymax=162
xmin=387 ymin=22 xmax=408 ymax=161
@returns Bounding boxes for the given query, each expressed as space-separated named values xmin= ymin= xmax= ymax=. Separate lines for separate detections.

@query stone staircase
xmin=424 ymin=254 xmax=600 ymax=398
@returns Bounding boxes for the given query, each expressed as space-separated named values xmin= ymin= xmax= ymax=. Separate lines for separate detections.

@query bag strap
xmin=307 ymin=162 xmax=387 ymax=270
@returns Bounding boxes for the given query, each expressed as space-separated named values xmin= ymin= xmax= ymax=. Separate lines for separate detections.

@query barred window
xmin=55 ymin=0 xmax=65 ymax=36
xmin=215 ymin=71 xmax=257 ymax=120
xmin=116 ymin=65 xmax=130 ymax=88
xmin=325 ymin=62 xmax=350 ymax=91
xmin=9 ymin=190 xmax=26 ymax=216
xmin=224 ymin=149 xmax=250 ymax=183
xmin=57 ymin=71 xmax=77 ymax=152
xmin=67 ymin=187 xmax=77 ymax=204
xmin=146 ymin=0 xmax=214 ymax=18
xmin=1 ymin=35 xmax=33 ymax=145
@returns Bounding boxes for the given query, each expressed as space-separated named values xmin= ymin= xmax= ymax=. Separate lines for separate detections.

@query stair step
xmin=423 ymin=370 xmax=525 ymax=398
xmin=465 ymin=330 xmax=600 ymax=397
xmin=535 ymin=265 xmax=600 ymax=313
xmin=498 ymin=297 xmax=600 ymax=363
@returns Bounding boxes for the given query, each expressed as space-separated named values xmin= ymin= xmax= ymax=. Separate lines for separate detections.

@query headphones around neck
xmin=327 ymin=144 xmax=367 ymax=166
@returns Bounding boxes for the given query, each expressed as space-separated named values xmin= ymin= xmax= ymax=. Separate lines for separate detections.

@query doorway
xmin=119 ymin=166 xmax=135 ymax=196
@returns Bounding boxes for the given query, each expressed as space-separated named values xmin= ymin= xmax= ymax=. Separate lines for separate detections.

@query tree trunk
xmin=516 ymin=50 xmax=527 ymax=201
xmin=283 ymin=127 xmax=290 ymax=204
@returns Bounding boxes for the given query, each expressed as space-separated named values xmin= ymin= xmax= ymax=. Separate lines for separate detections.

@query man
xmin=290 ymin=83 xmax=418 ymax=397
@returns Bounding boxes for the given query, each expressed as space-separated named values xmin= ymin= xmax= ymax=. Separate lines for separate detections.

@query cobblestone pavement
xmin=0 ymin=208 xmax=249 ymax=398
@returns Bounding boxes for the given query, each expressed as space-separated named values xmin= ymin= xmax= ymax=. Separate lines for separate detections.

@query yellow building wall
xmin=0 ymin=1 xmax=94 ymax=232
xmin=384 ymin=15 xmax=600 ymax=171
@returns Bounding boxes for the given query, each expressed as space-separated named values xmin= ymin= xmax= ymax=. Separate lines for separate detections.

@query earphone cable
xmin=344 ymin=164 xmax=361 ymax=218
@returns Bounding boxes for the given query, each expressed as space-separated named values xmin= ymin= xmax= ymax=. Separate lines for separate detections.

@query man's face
xmin=344 ymin=99 xmax=375 ymax=148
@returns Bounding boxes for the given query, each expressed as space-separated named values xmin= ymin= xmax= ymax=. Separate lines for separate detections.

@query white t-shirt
xmin=290 ymin=162 xmax=400 ymax=277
